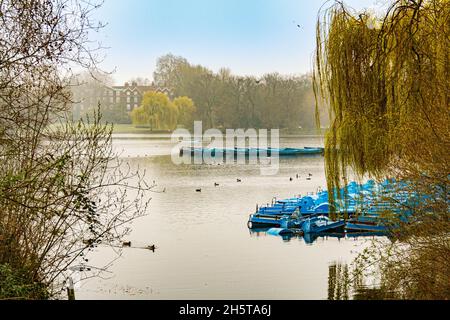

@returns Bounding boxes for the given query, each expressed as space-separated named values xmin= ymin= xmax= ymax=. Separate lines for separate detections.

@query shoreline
xmin=110 ymin=124 xmax=327 ymax=137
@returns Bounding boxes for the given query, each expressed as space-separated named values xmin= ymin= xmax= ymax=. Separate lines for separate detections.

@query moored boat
xmin=302 ymin=216 xmax=346 ymax=233
xmin=179 ymin=146 xmax=324 ymax=157
xmin=345 ymin=222 xmax=388 ymax=233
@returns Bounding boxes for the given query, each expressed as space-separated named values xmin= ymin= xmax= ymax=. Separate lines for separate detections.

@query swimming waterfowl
xmin=122 ymin=241 xmax=131 ymax=247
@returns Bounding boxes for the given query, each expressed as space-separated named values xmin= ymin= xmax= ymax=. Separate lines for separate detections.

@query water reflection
xmin=327 ymin=262 xmax=396 ymax=300
xmin=250 ymin=229 xmax=385 ymax=244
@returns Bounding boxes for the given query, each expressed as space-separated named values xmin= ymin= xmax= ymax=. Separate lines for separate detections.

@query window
xmin=127 ymin=97 xmax=130 ymax=103
xmin=134 ymin=97 xmax=138 ymax=103
xmin=134 ymin=104 xmax=138 ymax=109
xmin=110 ymin=97 xmax=114 ymax=103
xmin=134 ymin=91 xmax=138 ymax=96
xmin=127 ymin=91 xmax=130 ymax=96
xmin=126 ymin=104 xmax=131 ymax=111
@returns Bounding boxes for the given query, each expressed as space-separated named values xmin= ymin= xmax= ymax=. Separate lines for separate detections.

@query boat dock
xmin=248 ymin=179 xmax=420 ymax=240
xmin=180 ymin=146 xmax=324 ymax=158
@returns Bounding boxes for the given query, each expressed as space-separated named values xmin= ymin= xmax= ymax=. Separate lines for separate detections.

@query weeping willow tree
xmin=315 ymin=0 xmax=450 ymax=299
xmin=131 ymin=91 xmax=179 ymax=131
xmin=315 ymin=0 xmax=449 ymax=204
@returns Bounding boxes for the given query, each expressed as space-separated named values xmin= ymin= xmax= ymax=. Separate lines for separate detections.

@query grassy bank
xmin=47 ymin=123 xmax=327 ymax=136
xmin=110 ymin=125 xmax=327 ymax=136
xmin=110 ymin=124 xmax=172 ymax=134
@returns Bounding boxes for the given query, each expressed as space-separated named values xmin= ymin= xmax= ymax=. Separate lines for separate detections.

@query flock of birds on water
xmin=123 ymin=126 xmax=314 ymax=248
xmin=120 ymin=241 xmax=157 ymax=252
xmin=119 ymin=172 xmax=313 ymax=251
xmin=195 ymin=173 xmax=313 ymax=193
xmin=120 ymin=172 xmax=313 ymax=252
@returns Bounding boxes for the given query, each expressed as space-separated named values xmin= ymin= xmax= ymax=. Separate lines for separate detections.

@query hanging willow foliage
xmin=314 ymin=0 xmax=450 ymax=213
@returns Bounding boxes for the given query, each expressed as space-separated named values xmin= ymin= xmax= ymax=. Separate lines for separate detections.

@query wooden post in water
xmin=67 ymin=276 xmax=76 ymax=300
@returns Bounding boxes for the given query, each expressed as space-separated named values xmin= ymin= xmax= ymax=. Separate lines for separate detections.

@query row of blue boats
xmin=248 ymin=179 xmax=419 ymax=240
xmin=180 ymin=146 xmax=325 ymax=157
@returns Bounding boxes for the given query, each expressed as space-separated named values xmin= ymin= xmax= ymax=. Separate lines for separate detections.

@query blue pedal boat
xmin=345 ymin=222 xmax=388 ymax=232
xmin=267 ymin=228 xmax=297 ymax=236
xmin=247 ymin=214 xmax=288 ymax=228
xmin=301 ymin=216 xmax=346 ymax=234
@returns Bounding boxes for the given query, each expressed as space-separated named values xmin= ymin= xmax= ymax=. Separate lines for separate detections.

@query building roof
xmin=110 ymin=83 xmax=171 ymax=96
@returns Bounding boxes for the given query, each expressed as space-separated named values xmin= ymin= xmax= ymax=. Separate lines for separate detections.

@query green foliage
xmin=100 ymin=104 xmax=131 ymax=124
xmin=130 ymin=91 xmax=179 ymax=130
xmin=77 ymin=103 xmax=131 ymax=124
xmin=0 ymin=264 xmax=48 ymax=300
xmin=174 ymin=96 xmax=196 ymax=129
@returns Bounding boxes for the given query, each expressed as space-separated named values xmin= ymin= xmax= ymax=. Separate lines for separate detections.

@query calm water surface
xmin=77 ymin=134 xmax=373 ymax=300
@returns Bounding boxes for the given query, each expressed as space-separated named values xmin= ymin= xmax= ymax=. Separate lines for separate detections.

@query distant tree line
xmin=153 ymin=54 xmax=328 ymax=131
xmin=71 ymin=55 xmax=328 ymax=131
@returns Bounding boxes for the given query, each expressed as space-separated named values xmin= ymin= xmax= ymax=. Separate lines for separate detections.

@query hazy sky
xmin=94 ymin=0 xmax=381 ymax=84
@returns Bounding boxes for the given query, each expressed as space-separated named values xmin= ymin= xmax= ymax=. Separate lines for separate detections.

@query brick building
xmin=74 ymin=81 xmax=171 ymax=114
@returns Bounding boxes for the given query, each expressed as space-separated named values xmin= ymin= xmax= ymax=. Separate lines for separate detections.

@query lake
xmin=77 ymin=134 xmax=374 ymax=300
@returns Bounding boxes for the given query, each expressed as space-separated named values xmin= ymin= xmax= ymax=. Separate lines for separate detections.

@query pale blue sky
xmin=94 ymin=0 xmax=382 ymax=84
